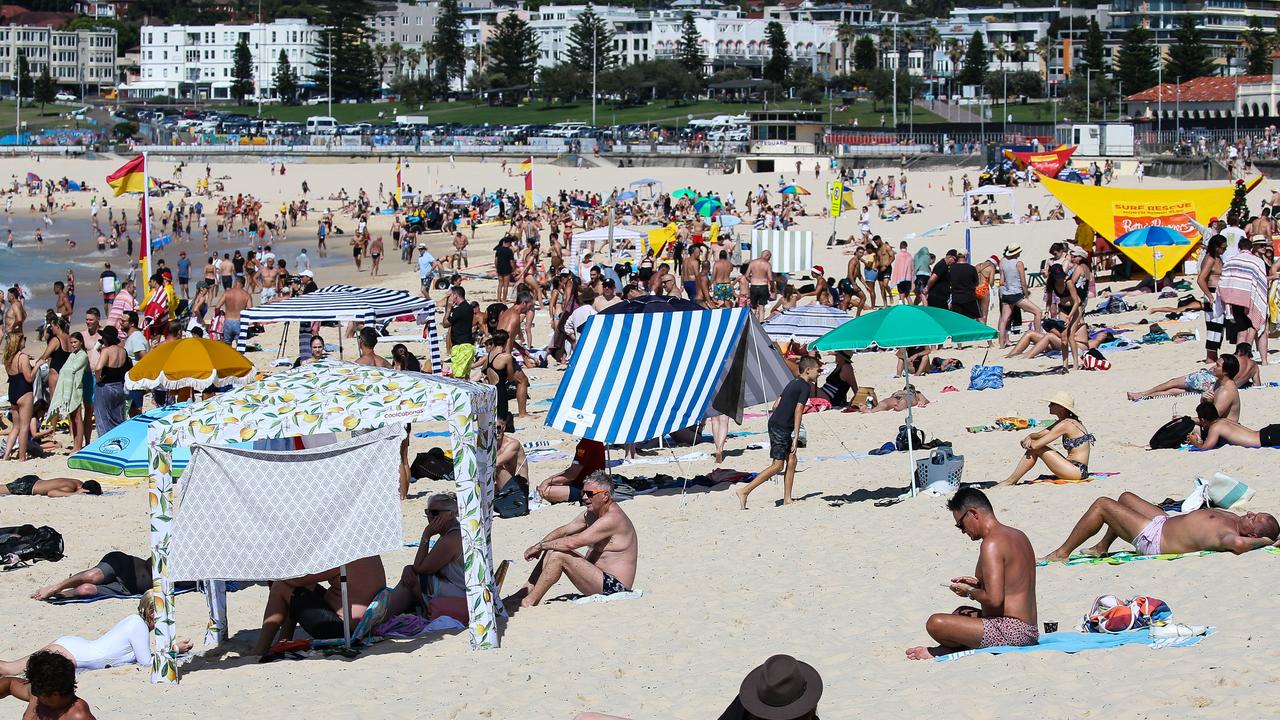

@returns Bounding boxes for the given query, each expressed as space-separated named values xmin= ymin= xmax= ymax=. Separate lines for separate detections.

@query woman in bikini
xmin=998 ymin=391 xmax=1094 ymax=486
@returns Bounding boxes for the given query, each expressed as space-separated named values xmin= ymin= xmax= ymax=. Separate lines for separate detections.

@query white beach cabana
xmin=143 ymin=360 xmax=498 ymax=683
xmin=963 ymin=185 xmax=1017 ymax=224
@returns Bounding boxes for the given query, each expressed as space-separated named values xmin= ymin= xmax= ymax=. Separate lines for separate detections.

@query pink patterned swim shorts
xmin=979 ymin=616 xmax=1040 ymax=648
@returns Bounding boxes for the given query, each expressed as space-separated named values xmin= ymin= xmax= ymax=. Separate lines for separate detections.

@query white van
xmin=546 ymin=121 xmax=589 ymax=137
xmin=306 ymin=116 xmax=338 ymax=135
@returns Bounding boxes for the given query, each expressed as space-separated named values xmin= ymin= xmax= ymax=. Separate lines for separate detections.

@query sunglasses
xmin=579 ymin=489 xmax=607 ymax=503
xmin=425 ymin=508 xmax=449 ymax=517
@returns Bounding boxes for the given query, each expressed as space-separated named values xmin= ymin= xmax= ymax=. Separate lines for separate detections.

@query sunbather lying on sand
xmin=1127 ymin=345 xmax=1257 ymax=404
xmin=1042 ymin=491 xmax=1279 ymax=561
xmin=1188 ymin=400 xmax=1280 ymax=449
xmin=854 ymin=387 xmax=928 ymax=413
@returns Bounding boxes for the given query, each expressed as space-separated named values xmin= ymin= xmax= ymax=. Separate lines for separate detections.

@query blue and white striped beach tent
xmin=546 ymin=307 xmax=792 ymax=444
xmin=236 ymin=284 xmax=441 ymax=371
xmin=762 ymin=304 xmax=855 ymax=343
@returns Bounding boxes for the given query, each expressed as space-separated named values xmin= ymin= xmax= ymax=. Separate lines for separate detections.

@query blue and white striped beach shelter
xmin=236 ymin=284 xmax=441 ymax=371
xmin=546 ymin=307 xmax=792 ymax=444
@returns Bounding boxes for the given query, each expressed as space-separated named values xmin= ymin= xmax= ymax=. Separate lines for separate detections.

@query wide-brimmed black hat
xmin=735 ymin=655 xmax=822 ymax=720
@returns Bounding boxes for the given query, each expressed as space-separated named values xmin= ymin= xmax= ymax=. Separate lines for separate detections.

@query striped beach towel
xmin=1215 ymin=252 xmax=1268 ymax=331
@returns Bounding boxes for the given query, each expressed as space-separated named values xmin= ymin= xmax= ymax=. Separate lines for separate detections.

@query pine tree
xmin=231 ymin=36 xmax=253 ymax=104
xmin=432 ymin=0 xmax=465 ymax=89
xmin=763 ymin=21 xmax=790 ymax=85
xmin=676 ymin=12 xmax=707 ymax=77
xmin=1228 ymin=180 xmax=1250 ymax=224
xmin=1165 ymin=15 xmax=1213 ymax=82
xmin=33 ymin=65 xmax=55 ymax=109
xmin=273 ymin=49 xmax=299 ymax=105
xmin=310 ymin=0 xmax=379 ymax=101
xmin=1113 ymin=26 xmax=1158 ymax=95
xmin=1082 ymin=17 xmax=1106 ymax=76
xmin=486 ymin=13 xmax=540 ymax=88
xmin=16 ymin=51 xmax=32 ymax=99
xmin=1240 ymin=18 xmax=1275 ymax=76
xmin=567 ymin=6 xmax=616 ymax=75
xmin=958 ymin=31 xmax=986 ymax=88
xmin=853 ymin=36 xmax=876 ymax=71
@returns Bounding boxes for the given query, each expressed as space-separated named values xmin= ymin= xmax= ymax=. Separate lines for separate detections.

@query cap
xmin=300 ymin=269 xmax=314 ymax=277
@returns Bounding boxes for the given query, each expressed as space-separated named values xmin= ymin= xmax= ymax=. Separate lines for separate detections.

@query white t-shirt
xmin=565 ymin=305 xmax=597 ymax=347
xmin=1221 ymin=227 xmax=1247 ymax=263
xmin=124 ymin=330 xmax=148 ymax=360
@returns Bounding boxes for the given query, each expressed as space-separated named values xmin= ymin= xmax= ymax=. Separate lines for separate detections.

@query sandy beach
xmin=1 ymin=152 xmax=1278 ymax=719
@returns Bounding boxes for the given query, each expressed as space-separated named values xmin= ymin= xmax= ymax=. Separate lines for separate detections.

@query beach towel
xmin=1215 ymin=252 xmax=1268 ymax=333
xmin=1017 ymin=471 xmax=1119 ymax=485
xmin=934 ymin=628 xmax=1214 ymax=662
xmin=1131 ymin=381 xmax=1280 ymax=402
xmin=1037 ymin=550 xmax=1222 ymax=567
xmin=373 ymin=614 xmax=465 ymax=638
xmin=572 ymin=589 xmax=645 ymax=604
xmin=43 ymin=581 xmax=237 ymax=605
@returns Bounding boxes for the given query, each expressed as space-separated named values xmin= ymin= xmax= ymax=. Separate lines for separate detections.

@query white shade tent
xmin=963 ymin=185 xmax=1016 ymax=224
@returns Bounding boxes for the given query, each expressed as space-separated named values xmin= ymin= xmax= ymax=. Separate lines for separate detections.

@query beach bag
xmin=895 ymin=424 xmax=926 ymax=452
xmin=0 ymin=524 xmax=64 ymax=566
xmin=915 ymin=446 xmax=965 ymax=496
xmin=1083 ymin=594 xmax=1172 ymax=633
xmin=410 ymin=447 xmax=454 ymax=481
xmin=1149 ymin=417 xmax=1195 ymax=450
xmin=1206 ymin=472 xmax=1254 ymax=509
xmin=493 ymin=480 xmax=529 ymax=519
xmin=968 ymin=364 xmax=1004 ymax=391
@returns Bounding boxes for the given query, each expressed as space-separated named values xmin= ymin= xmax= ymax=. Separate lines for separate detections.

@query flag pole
xmin=140 ymin=152 xmax=150 ymax=284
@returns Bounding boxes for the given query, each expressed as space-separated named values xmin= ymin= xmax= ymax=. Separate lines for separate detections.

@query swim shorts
xmin=94 ymin=551 xmax=150 ymax=596
xmin=897 ymin=280 xmax=912 ymax=297
xmin=979 ymin=616 xmax=1039 ymax=648
xmin=683 ymin=280 xmax=698 ymax=300
xmin=1133 ymin=514 xmax=1167 ymax=555
xmin=601 ymin=572 xmax=629 ymax=595
xmin=713 ymin=282 xmax=734 ymax=302
xmin=1183 ymin=368 xmax=1215 ymax=393
xmin=767 ymin=426 xmax=793 ymax=461
xmin=749 ymin=284 xmax=769 ymax=309
xmin=1261 ymin=423 xmax=1280 ymax=447
xmin=5 ymin=474 xmax=38 ymax=495
xmin=450 ymin=343 xmax=476 ymax=378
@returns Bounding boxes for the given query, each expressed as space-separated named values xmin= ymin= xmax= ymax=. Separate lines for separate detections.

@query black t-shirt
xmin=948 ymin=262 xmax=979 ymax=304
xmin=927 ymin=259 xmax=951 ymax=305
xmin=495 ymin=245 xmax=515 ymax=275
xmin=769 ymin=377 xmax=812 ymax=431
xmin=449 ymin=301 xmax=475 ymax=346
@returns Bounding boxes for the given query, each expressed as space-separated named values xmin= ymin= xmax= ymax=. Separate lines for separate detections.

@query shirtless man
xmin=680 ymin=245 xmax=701 ymax=303
xmin=746 ymin=251 xmax=774 ymax=320
xmin=52 ymin=282 xmax=71 ymax=318
xmin=907 ymin=488 xmax=1038 ymax=659
xmin=1198 ymin=354 xmax=1241 ymax=421
xmin=0 ymin=476 xmax=102 ymax=497
xmin=0 ymin=651 xmax=97 ymax=719
xmin=1127 ymin=354 xmax=1242 ymax=410
xmin=1042 ymin=491 xmax=1279 ymax=561
xmin=1189 ymin=400 xmax=1280 ymax=449
xmin=497 ymin=295 xmax=532 ymax=416
xmin=709 ymin=250 xmax=734 ymax=308
xmin=495 ymin=416 xmax=529 ymax=495
xmin=505 ymin=472 xmax=638 ymax=608
xmin=451 ymin=231 xmax=469 ymax=270
xmin=251 ymin=554 xmax=386 ymax=656
xmin=354 ymin=327 xmax=391 ymax=368
xmin=213 ymin=276 xmax=250 ymax=345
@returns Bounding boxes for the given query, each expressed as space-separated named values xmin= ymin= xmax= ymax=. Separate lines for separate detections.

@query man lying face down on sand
xmin=906 ymin=484 xmax=1034 ymax=661
xmin=505 ymin=472 xmax=637 ymax=609
xmin=906 ymin=488 xmax=1038 ymax=659
xmin=1042 ymin=491 xmax=1279 ymax=562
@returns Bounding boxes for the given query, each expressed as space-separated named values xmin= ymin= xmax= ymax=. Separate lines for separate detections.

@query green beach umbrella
xmin=811 ymin=305 xmax=996 ymax=497
xmin=671 ymin=188 xmax=698 ymax=200
xmin=694 ymin=196 xmax=722 ymax=217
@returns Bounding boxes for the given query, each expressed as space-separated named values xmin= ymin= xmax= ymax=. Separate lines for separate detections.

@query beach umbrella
xmin=811 ymin=305 xmax=996 ymax=497
xmin=125 ymin=338 xmax=255 ymax=392
xmin=617 ymin=190 xmax=637 ymax=201
xmin=781 ymin=185 xmax=811 ymax=195
xmin=1112 ymin=225 xmax=1196 ymax=279
xmin=762 ymin=304 xmax=855 ymax=342
xmin=718 ymin=215 xmax=742 ymax=229
xmin=694 ymin=196 xmax=722 ymax=217
xmin=68 ymin=404 xmax=192 ymax=477
xmin=671 ymin=188 xmax=698 ymax=200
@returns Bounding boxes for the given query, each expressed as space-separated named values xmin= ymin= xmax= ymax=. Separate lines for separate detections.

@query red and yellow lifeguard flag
xmin=522 ymin=156 xmax=534 ymax=208
xmin=106 ymin=154 xmax=147 ymax=196
xmin=518 ymin=157 xmax=532 ymax=174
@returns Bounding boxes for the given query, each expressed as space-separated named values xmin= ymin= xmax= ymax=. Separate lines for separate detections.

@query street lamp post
xmin=1176 ymin=76 xmax=1181 ymax=140
xmin=591 ymin=24 xmax=597 ymax=127
xmin=257 ymin=0 xmax=263 ymax=116
xmin=1156 ymin=57 xmax=1162 ymax=144
xmin=1002 ymin=66 xmax=1007 ymax=136
xmin=892 ymin=22 xmax=897 ymax=128
xmin=327 ymin=31 xmax=332 ymax=118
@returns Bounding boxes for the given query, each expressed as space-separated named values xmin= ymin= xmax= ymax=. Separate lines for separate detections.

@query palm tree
xmin=1033 ymin=33 xmax=1053 ymax=82
xmin=923 ymin=26 xmax=942 ymax=77
xmin=945 ymin=37 xmax=963 ymax=96
xmin=878 ymin=26 xmax=895 ymax=70
xmin=373 ymin=42 xmax=389 ymax=83
xmin=900 ymin=28 xmax=916 ymax=75
xmin=836 ymin=22 xmax=856 ymax=74
xmin=389 ymin=41 xmax=404 ymax=82
xmin=404 ymin=48 xmax=421 ymax=80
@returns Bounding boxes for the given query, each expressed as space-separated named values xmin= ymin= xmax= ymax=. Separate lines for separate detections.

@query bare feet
xmin=782 ymin=497 xmax=794 ymax=505
xmin=736 ymin=487 xmax=749 ymax=510
xmin=905 ymin=645 xmax=940 ymax=660
xmin=1125 ymin=392 xmax=1146 ymax=401
xmin=1079 ymin=543 xmax=1109 ymax=558
xmin=715 ymin=450 xmax=724 ymax=464
xmin=31 ymin=584 xmax=60 ymax=601
xmin=1038 ymin=550 xmax=1072 ymax=563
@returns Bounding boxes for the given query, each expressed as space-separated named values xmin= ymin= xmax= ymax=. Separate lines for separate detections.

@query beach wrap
xmin=1215 ymin=251 xmax=1268 ymax=332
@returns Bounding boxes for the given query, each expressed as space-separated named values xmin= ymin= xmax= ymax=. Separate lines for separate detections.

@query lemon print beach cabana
xmin=143 ymin=360 xmax=498 ymax=683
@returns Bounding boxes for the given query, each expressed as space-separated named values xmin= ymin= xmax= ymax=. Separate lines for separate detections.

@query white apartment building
xmin=528 ymin=4 xmax=652 ymax=68
xmin=651 ymin=13 xmax=836 ymax=76
xmin=130 ymin=18 xmax=321 ymax=100
xmin=0 ymin=25 xmax=117 ymax=95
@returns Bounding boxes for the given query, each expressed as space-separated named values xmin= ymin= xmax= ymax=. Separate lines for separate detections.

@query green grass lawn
xmin=218 ymin=98 xmax=945 ymax=128
xmin=0 ymin=100 xmax=81 ymax=136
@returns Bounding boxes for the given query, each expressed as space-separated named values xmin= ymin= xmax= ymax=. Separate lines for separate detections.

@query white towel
xmin=572 ymin=589 xmax=645 ymax=604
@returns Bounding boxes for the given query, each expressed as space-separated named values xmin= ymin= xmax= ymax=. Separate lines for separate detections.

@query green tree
xmin=1165 ymin=15 xmax=1213 ymax=82
xmin=958 ymin=31 xmax=986 ymax=88
xmin=763 ymin=21 xmax=790 ymax=86
xmin=15 ymin=51 xmax=32 ymax=99
xmin=273 ymin=49 xmax=299 ymax=105
xmin=486 ymin=13 xmax=540 ymax=89
xmin=1113 ymin=26 xmax=1158 ymax=95
xmin=676 ymin=12 xmax=707 ymax=78
xmin=432 ymin=0 xmax=466 ymax=89
xmin=836 ymin=23 xmax=856 ymax=73
xmin=536 ymin=62 xmax=588 ymax=104
xmin=567 ymin=6 xmax=616 ymax=75
xmin=853 ymin=36 xmax=876 ymax=71
xmin=1082 ymin=16 xmax=1106 ymax=75
xmin=310 ymin=0 xmax=379 ymax=101
xmin=33 ymin=65 xmax=55 ymax=109
xmin=983 ymin=70 xmax=1044 ymax=99
xmin=1240 ymin=18 xmax=1275 ymax=75
xmin=231 ymin=36 xmax=254 ymax=104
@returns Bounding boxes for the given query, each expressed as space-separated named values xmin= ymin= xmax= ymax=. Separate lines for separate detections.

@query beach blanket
xmin=610 ymin=451 xmax=709 ymax=468
xmin=1215 ymin=252 xmax=1268 ymax=333
xmin=935 ymin=628 xmax=1214 ymax=662
xmin=1018 ymin=471 xmax=1119 ymax=486
xmin=373 ymin=614 xmax=465 ymax=638
xmin=43 ymin=581 xmax=239 ymax=605
xmin=1037 ymin=550 xmax=1221 ymax=567
xmin=572 ymin=589 xmax=645 ymax=604
xmin=1132 ymin=381 xmax=1280 ymax=402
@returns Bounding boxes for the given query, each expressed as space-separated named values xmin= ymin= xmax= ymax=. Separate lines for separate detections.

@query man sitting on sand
xmin=252 ymin=554 xmax=386 ymax=656
xmin=537 ymin=437 xmax=606 ymax=504
xmin=495 ymin=416 xmax=528 ymax=495
xmin=505 ymin=472 xmax=637 ymax=608
xmin=0 ymin=476 xmax=101 ymax=497
xmin=1042 ymin=491 xmax=1279 ymax=561
xmin=1188 ymin=400 xmax=1280 ymax=449
xmin=0 ymin=651 xmax=96 ymax=719
xmin=906 ymin=488 xmax=1038 ymax=659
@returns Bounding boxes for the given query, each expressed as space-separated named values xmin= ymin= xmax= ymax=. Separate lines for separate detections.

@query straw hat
xmin=1045 ymin=391 xmax=1078 ymax=416
xmin=735 ymin=655 xmax=823 ymax=720
xmin=1003 ymin=244 xmax=1022 ymax=258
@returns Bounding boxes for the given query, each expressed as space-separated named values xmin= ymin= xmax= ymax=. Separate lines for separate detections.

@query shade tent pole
xmin=339 ymin=564 xmax=351 ymax=648
xmin=904 ymin=371 xmax=916 ymax=497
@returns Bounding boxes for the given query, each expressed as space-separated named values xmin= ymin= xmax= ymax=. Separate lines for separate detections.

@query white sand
xmin=0 ymin=154 xmax=1278 ymax=719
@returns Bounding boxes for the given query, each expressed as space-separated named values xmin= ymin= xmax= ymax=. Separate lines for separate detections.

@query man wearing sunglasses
xmin=505 ymin=472 xmax=638 ymax=609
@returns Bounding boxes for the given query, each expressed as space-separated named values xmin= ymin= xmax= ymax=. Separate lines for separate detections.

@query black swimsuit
xmin=49 ymin=344 xmax=69 ymax=372
xmin=8 ymin=368 xmax=31 ymax=403
xmin=487 ymin=354 xmax=513 ymax=425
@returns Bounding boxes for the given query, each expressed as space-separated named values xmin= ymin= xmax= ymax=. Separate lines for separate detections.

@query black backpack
xmin=0 ymin=524 xmax=64 ymax=567
xmin=1150 ymin=417 xmax=1195 ymax=450
xmin=410 ymin=447 xmax=454 ymax=482
xmin=493 ymin=480 xmax=529 ymax=519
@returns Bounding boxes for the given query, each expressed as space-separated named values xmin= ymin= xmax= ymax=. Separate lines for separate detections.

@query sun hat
xmin=1003 ymin=244 xmax=1022 ymax=258
xmin=735 ymin=655 xmax=823 ymax=720
xmin=299 ymin=269 xmax=314 ymax=277
xmin=1069 ymin=246 xmax=1088 ymax=258
xmin=1045 ymin=390 xmax=1078 ymax=416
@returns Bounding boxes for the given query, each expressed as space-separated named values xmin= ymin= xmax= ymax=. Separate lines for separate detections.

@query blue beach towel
xmin=936 ymin=627 xmax=1214 ymax=662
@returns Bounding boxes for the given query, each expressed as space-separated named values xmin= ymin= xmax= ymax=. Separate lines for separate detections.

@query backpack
xmin=0 ymin=524 xmax=64 ymax=567
xmin=493 ymin=479 xmax=529 ymax=519
xmin=1083 ymin=595 xmax=1172 ymax=633
xmin=409 ymin=447 xmax=454 ymax=482
xmin=895 ymin=424 xmax=926 ymax=452
xmin=1149 ymin=417 xmax=1195 ymax=450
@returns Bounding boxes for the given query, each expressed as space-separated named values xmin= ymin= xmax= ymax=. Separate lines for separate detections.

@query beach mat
xmin=1132 ymin=381 xmax=1280 ymax=402
xmin=935 ymin=627 xmax=1214 ymax=662
xmin=42 ymin=581 xmax=236 ymax=604
xmin=1018 ymin=471 xmax=1119 ymax=486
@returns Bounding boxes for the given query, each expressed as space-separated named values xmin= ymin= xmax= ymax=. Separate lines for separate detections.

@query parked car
xmin=55 ymin=92 xmax=77 ymax=102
